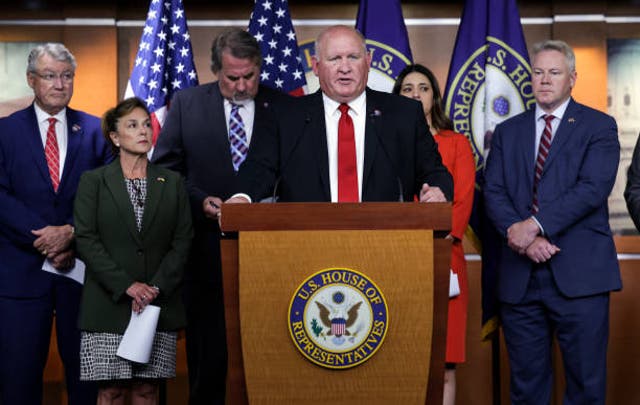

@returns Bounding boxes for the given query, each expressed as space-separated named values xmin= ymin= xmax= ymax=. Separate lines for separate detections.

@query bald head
xmin=312 ymin=25 xmax=371 ymax=103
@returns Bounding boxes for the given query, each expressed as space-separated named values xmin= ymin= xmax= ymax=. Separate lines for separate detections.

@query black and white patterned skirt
xmin=79 ymin=331 xmax=177 ymax=381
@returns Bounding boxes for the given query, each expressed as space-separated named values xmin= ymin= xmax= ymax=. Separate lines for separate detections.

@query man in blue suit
xmin=484 ymin=40 xmax=620 ymax=404
xmin=0 ymin=43 xmax=112 ymax=404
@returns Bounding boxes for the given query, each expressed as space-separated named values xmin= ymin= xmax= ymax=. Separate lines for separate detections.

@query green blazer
xmin=74 ymin=159 xmax=193 ymax=333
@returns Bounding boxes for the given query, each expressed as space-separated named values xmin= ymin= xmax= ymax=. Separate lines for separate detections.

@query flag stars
xmin=180 ymin=46 xmax=190 ymax=57
xmin=144 ymin=25 xmax=153 ymax=35
xmin=293 ymin=70 xmax=302 ymax=80
xmin=262 ymin=0 xmax=272 ymax=10
xmin=276 ymin=8 xmax=286 ymax=18
xmin=182 ymin=32 xmax=190 ymax=41
xmin=254 ymin=32 xmax=264 ymax=42
xmin=278 ymin=63 xmax=288 ymax=72
xmin=161 ymin=16 xmax=168 ymax=25
xmin=261 ymin=71 xmax=270 ymax=81
xmin=176 ymin=62 xmax=185 ymax=73
xmin=273 ymin=24 xmax=282 ymax=34
xmin=153 ymin=46 xmax=164 ymax=58
xmin=157 ymin=31 xmax=167 ymax=41
xmin=171 ymin=78 xmax=182 ymax=89
xmin=135 ymin=57 xmax=143 ymax=66
xmin=151 ymin=62 xmax=162 ymax=73
xmin=286 ymin=30 xmax=296 ymax=41
xmin=258 ymin=16 xmax=268 ymax=26
xmin=148 ymin=10 xmax=157 ymax=20
xmin=148 ymin=79 xmax=158 ymax=90
xmin=268 ymin=39 xmax=277 ymax=49
xmin=168 ymin=41 xmax=176 ymax=50
xmin=264 ymin=54 xmax=274 ymax=65
xmin=188 ymin=70 xmax=196 ymax=80
xmin=174 ymin=8 xmax=184 ymax=19
xmin=275 ymin=78 xmax=283 ymax=88
xmin=282 ymin=46 xmax=292 ymax=57
xmin=170 ymin=24 xmax=180 ymax=34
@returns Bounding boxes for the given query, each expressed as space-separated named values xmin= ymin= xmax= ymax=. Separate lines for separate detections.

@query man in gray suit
xmin=151 ymin=28 xmax=287 ymax=404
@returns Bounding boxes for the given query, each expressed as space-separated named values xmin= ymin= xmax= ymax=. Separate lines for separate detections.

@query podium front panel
xmin=237 ymin=229 xmax=436 ymax=404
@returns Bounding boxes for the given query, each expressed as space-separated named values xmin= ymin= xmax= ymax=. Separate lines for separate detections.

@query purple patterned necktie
xmin=228 ymin=103 xmax=248 ymax=171
xmin=532 ymin=114 xmax=554 ymax=214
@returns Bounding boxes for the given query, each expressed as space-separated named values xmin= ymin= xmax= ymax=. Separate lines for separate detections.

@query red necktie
xmin=45 ymin=117 xmax=60 ymax=192
xmin=532 ymin=114 xmax=554 ymax=213
xmin=337 ymin=103 xmax=358 ymax=202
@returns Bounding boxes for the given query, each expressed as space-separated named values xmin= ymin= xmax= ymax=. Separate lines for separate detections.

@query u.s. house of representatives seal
xmin=288 ymin=268 xmax=389 ymax=369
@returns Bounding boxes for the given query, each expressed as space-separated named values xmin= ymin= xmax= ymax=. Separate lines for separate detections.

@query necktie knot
xmin=543 ymin=114 xmax=554 ymax=125
xmin=338 ymin=103 xmax=350 ymax=115
xmin=48 ymin=117 xmax=57 ymax=126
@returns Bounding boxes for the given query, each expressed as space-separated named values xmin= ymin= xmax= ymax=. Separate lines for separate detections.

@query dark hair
xmin=210 ymin=28 xmax=261 ymax=73
xmin=392 ymin=64 xmax=453 ymax=132
xmin=101 ymin=97 xmax=150 ymax=155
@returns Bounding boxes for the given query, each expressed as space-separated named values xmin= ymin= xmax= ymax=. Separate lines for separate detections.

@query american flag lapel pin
xmin=157 ymin=177 xmax=165 ymax=182
xmin=72 ymin=124 xmax=81 ymax=132
xmin=568 ymin=118 xmax=575 ymax=123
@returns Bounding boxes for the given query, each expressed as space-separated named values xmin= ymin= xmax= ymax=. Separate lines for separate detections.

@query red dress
xmin=434 ymin=129 xmax=475 ymax=364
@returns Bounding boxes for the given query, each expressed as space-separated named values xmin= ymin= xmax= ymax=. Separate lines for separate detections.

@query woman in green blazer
xmin=74 ymin=97 xmax=193 ymax=404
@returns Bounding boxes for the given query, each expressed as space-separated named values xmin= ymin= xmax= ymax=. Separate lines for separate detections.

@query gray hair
xmin=27 ymin=43 xmax=77 ymax=73
xmin=210 ymin=28 xmax=261 ymax=73
xmin=314 ymin=25 xmax=368 ymax=59
xmin=532 ymin=40 xmax=576 ymax=72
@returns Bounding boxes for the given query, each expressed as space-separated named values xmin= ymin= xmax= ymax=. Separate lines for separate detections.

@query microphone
xmin=270 ymin=115 xmax=312 ymax=202
xmin=369 ymin=109 xmax=405 ymax=202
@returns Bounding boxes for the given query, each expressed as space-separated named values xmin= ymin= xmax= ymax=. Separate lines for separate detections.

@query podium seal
xmin=288 ymin=267 xmax=389 ymax=369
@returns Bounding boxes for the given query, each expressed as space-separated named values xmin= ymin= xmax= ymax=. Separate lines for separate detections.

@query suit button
xmin=137 ymin=249 xmax=144 ymax=256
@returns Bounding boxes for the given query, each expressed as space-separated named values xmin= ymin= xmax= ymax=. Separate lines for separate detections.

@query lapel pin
xmin=157 ymin=177 xmax=165 ymax=182
xmin=568 ymin=118 xmax=575 ymax=123
xmin=72 ymin=124 xmax=81 ymax=132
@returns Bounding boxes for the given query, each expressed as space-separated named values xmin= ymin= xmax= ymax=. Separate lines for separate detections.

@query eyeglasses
xmin=31 ymin=71 xmax=75 ymax=83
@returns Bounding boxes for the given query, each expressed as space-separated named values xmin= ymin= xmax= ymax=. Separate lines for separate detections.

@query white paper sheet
xmin=116 ymin=305 xmax=161 ymax=364
xmin=42 ymin=258 xmax=85 ymax=285
xmin=449 ymin=269 xmax=460 ymax=298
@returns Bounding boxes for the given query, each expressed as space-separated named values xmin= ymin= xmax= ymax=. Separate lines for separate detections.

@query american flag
xmin=248 ymin=0 xmax=307 ymax=96
xmin=125 ymin=0 xmax=198 ymax=145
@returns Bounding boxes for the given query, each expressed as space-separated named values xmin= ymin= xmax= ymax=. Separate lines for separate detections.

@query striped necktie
xmin=532 ymin=114 xmax=554 ymax=213
xmin=228 ymin=103 xmax=248 ymax=172
xmin=45 ymin=117 xmax=60 ymax=192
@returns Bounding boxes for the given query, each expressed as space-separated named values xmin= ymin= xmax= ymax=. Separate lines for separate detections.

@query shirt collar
xmin=33 ymin=103 xmax=66 ymax=125
xmin=535 ymin=97 xmax=571 ymax=122
xmin=322 ymin=91 xmax=367 ymax=117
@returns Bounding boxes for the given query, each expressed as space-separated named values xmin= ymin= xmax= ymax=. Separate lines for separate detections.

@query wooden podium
xmin=220 ymin=202 xmax=451 ymax=405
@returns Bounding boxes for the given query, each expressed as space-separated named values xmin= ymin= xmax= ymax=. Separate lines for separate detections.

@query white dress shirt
xmin=322 ymin=91 xmax=367 ymax=202
xmin=34 ymin=103 xmax=68 ymax=179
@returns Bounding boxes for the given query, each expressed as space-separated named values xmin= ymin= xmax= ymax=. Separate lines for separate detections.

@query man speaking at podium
xmin=225 ymin=25 xmax=452 ymax=205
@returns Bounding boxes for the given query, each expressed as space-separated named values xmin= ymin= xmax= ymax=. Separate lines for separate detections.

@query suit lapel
xmin=23 ymin=105 xmax=55 ymax=192
xmin=103 ymin=160 xmax=142 ymax=244
xmin=59 ymin=108 xmax=82 ymax=192
xmin=520 ymin=110 xmax=537 ymax=193
xmin=308 ymin=93 xmax=330 ymax=200
xmin=205 ymin=83 xmax=234 ymax=170
xmin=363 ymin=91 xmax=381 ymax=198
xmin=141 ymin=164 xmax=164 ymax=235
xmin=543 ymin=98 xmax=579 ymax=171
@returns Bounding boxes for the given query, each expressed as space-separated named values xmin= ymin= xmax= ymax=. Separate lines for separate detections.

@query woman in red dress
xmin=393 ymin=64 xmax=475 ymax=405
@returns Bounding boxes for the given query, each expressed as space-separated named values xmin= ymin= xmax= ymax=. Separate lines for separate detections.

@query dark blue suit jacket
xmin=484 ymin=98 xmax=621 ymax=304
xmin=0 ymin=105 xmax=112 ymax=298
